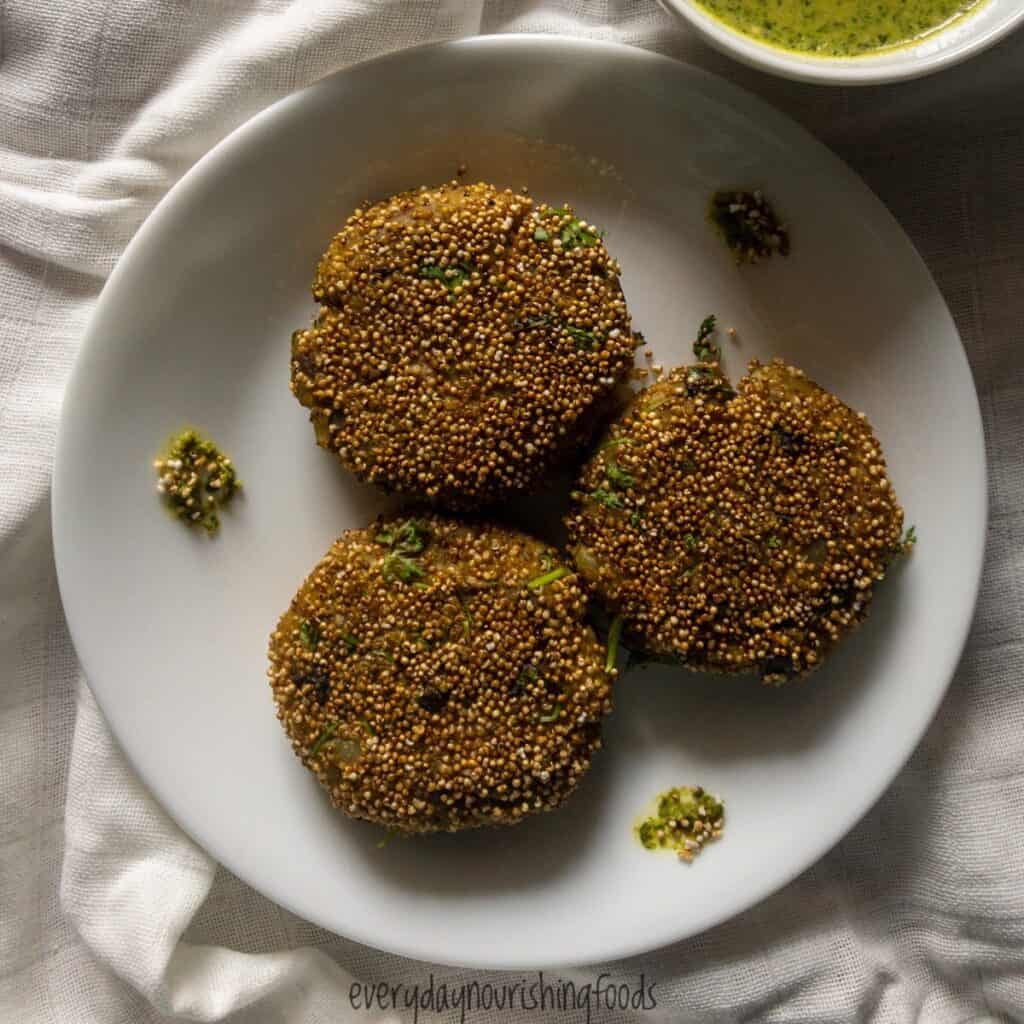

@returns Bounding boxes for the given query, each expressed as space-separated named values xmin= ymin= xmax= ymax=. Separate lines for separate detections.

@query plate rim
xmin=52 ymin=33 xmax=989 ymax=969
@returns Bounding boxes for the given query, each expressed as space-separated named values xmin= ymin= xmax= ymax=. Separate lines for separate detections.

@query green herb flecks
xmin=511 ymin=663 xmax=538 ymax=698
xmin=341 ymin=634 xmax=358 ymax=653
xmin=693 ymin=314 xmax=720 ymax=363
xmin=636 ymin=785 xmax=725 ymax=862
xmin=309 ymin=721 xmax=339 ymax=757
xmin=684 ymin=533 xmax=698 ymax=551
xmin=377 ymin=519 xmax=431 ymax=584
xmin=565 ymin=324 xmax=603 ymax=350
xmin=560 ymin=219 xmax=602 ymax=251
xmin=360 ymin=718 xmax=376 ymax=737
xmin=419 ymin=260 xmax=474 ymax=298
xmin=644 ymin=394 xmax=675 ymax=413
xmin=710 ymin=190 xmax=789 ymax=265
xmin=512 ymin=314 xmax=553 ymax=333
xmin=154 ymin=429 xmax=241 ymax=536
xmin=598 ymin=436 xmax=636 ymax=452
xmin=456 ymin=592 xmax=474 ymax=638
xmin=536 ymin=206 xmax=603 ymax=251
xmin=766 ymin=535 xmax=782 ymax=549
xmin=605 ymin=615 xmax=624 ymax=673
xmin=574 ymin=487 xmax=626 ymax=511
xmin=882 ymin=524 xmax=918 ymax=572
xmin=528 ymin=566 xmax=571 ymax=589
xmin=605 ymin=460 xmax=635 ymax=490
xmin=299 ymin=619 xmax=320 ymax=651
xmin=538 ymin=705 xmax=562 ymax=724
xmin=381 ymin=554 xmax=424 ymax=584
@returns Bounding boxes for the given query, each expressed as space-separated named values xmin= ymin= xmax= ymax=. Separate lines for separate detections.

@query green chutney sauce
xmin=693 ymin=0 xmax=987 ymax=57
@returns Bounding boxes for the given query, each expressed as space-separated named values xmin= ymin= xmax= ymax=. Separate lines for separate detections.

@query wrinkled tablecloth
xmin=2 ymin=2 xmax=1023 ymax=1022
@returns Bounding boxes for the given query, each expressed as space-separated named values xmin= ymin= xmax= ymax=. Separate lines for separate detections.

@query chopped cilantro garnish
xmin=512 ymin=314 xmax=552 ymax=332
xmin=377 ymin=519 xmax=430 ymax=584
xmin=766 ymin=535 xmax=782 ymax=549
xmin=598 ymin=436 xmax=636 ymax=452
xmin=527 ymin=566 xmax=571 ymax=589
xmin=882 ymin=525 xmax=918 ymax=572
xmin=561 ymin=220 xmax=601 ymax=250
xmin=419 ymin=261 xmax=474 ymax=297
xmin=381 ymin=553 xmax=425 ymax=584
xmin=299 ymin=619 xmax=320 ymax=651
xmin=309 ymin=721 xmax=339 ymax=756
xmin=685 ymin=363 xmax=736 ymax=400
xmin=376 ymin=519 xmax=429 ymax=553
xmin=538 ymin=705 xmax=562 ymax=724
xmin=587 ymin=488 xmax=625 ymax=510
xmin=605 ymin=615 xmax=623 ymax=673
xmin=511 ymin=663 xmax=539 ymax=697
xmin=683 ymin=533 xmax=698 ymax=551
xmin=565 ymin=324 xmax=602 ymax=350
xmin=537 ymin=206 xmax=603 ymax=251
xmin=606 ymin=460 xmax=635 ymax=489
xmin=360 ymin=718 xmax=376 ymax=737
xmin=697 ymin=314 xmax=717 ymax=344
xmin=456 ymin=592 xmax=474 ymax=637
xmin=693 ymin=314 xmax=720 ymax=362
xmin=341 ymin=634 xmax=358 ymax=653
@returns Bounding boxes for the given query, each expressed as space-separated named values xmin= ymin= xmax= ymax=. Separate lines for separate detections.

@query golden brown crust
xmin=566 ymin=359 xmax=906 ymax=683
xmin=267 ymin=512 xmax=612 ymax=832
xmin=290 ymin=182 xmax=636 ymax=508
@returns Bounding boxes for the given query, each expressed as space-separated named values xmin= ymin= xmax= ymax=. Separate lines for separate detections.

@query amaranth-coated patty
xmin=566 ymin=359 xmax=908 ymax=684
xmin=289 ymin=181 xmax=637 ymax=507
xmin=268 ymin=512 xmax=613 ymax=832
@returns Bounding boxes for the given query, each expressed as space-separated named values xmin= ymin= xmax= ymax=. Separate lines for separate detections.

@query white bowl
xmin=54 ymin=37 xmax=986 ymax=968
xmin=661 ymin=0 xmax=1024 ymax=84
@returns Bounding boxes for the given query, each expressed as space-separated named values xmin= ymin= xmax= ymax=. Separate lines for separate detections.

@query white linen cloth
xmin=2 ymin=2 xmax=1023 ymax=1021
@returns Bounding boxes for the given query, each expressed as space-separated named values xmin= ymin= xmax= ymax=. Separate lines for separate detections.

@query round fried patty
xmin=566 ymin=359 xmax=908 ymax=684
xmin=268 ymin=512 xmax=612 ymax=833
xmin=290 ymin=181 xmax=636 ymax=508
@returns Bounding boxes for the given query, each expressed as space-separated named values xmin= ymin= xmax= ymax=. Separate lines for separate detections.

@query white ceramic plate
xmin=53 ymin=36 xmax=986 ymax=969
